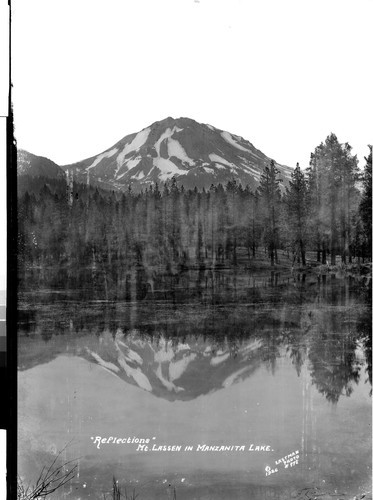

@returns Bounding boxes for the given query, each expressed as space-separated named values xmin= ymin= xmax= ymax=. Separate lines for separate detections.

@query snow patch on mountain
xmin=87 ymin=148 xmax=119 ymax=171
xmin=116 ymin=158 xmax=142 ymax=179
xmin=132 ymin=170 xmax=145 ymax=180
xmin=154 ymin=157 xmax=186 ymax=181
xmin=209 ymin=154 xmax=236 ymax=169
xmin=168 ymin=138 xmax=195 ymax=166
xmin=116 ymin=127 xmax=151 ymax=167
xmin=248 ymin=150 xmax=261 ymax=160
xmin=154 ymin=127 xmax=183 ymax=156
xmin=243 ymin=165 xmax=261 ymax=180
xmin=221 ymin=131 xmax=253 ymax=153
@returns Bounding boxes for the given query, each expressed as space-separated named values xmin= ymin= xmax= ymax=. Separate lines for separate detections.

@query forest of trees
xmin=17 ymin=135 xmax=372 ymax=287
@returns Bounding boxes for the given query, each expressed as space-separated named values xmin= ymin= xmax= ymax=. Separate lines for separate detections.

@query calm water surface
xmin=18 ymin=270 xmax=372 ymax=499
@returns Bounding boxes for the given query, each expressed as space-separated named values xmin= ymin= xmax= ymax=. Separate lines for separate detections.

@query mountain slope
xmin=62 ymin=117 xmax=293 ymax=191
xmin=17 ymin=149 xmax=66 ymax=179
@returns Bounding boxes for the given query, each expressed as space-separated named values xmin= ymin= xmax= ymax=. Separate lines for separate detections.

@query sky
xmin=12 ymin=0 xmax=373 ymax=170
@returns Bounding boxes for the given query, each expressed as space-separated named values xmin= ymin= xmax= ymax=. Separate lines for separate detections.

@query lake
xmin=17 ymin=269 xmax=372 ymax=499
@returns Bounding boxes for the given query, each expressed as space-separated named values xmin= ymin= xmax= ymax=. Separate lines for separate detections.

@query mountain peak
xmin=151 ymin=116 xmax=199 ymax=128
xmin=20 ymin=118 xmax=293 ymax=192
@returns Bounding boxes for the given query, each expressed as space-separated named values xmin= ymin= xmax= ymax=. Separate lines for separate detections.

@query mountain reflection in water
xmin=17 ymin=270 xmax=372 ymax=499
xmin=18 ymin=271 xmax=371 ymax=404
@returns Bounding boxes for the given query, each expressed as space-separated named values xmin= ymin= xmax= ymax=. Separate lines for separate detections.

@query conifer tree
xmin=308 ymin=134 xmax=361 ymax=264
xmin=283 ymin=163 xmax=309 ymax=266
xmin=359 ymin=145 xmax=372 ymax=259
xmin=338 ymin=142 xmax=360 ymax=263
xmin=257 ymin=160 xmax=282 ymax=265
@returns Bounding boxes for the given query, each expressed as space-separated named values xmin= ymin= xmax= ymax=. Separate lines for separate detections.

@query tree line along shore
xmin=17 ymin=136 xmax=372 ymax=282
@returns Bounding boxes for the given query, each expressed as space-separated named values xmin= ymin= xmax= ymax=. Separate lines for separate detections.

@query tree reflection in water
xmin=18 ymin=269 xmax=371 ymax=404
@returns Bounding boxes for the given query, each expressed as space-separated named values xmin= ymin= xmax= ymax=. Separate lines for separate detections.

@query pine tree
xmin=321 ymin=134 xmax=343 ymax=265
xmin=308 ymin=134 xmax=361 ymax=265
xmin=338 ymin=142 xmax=360 ymax=263
xmin=283 ymin=163 xmax=309 ymax=266
xmin=306 ymin=151 xmax=325 ymax=262
xmin=257 ymin=160 xmax=282 ymax=265
xmin=359 ymin=145 xmax=372 ymax=259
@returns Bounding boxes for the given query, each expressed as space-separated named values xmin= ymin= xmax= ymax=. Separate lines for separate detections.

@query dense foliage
xmin=17 ymin=136 xmax=371 ymax=287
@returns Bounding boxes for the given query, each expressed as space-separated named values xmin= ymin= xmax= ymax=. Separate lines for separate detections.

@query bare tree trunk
xmin=300 ymin=239 xmax=306 ymax=266
xmin=322 ymin=240 xmax=327 ymax=265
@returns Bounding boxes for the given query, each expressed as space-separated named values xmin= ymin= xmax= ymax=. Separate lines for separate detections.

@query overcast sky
xmin=12 ymin=0 xmax=372 ymax=170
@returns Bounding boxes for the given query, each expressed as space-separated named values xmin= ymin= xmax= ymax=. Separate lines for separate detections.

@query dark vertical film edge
xmin=6 ymin=0 xmax=17 ymax=496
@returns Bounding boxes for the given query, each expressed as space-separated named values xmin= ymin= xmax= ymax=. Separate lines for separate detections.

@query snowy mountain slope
xmin=62 ymin=117 xmax=293 ymax=191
